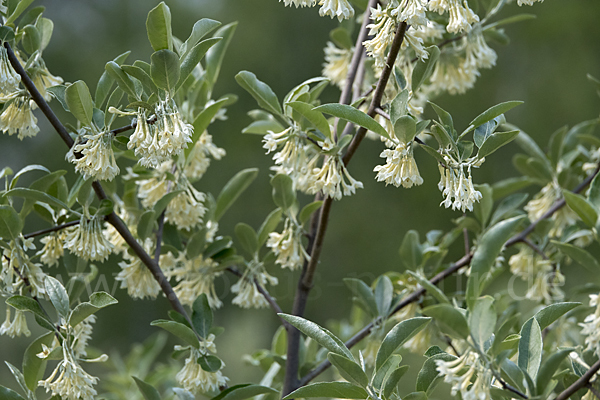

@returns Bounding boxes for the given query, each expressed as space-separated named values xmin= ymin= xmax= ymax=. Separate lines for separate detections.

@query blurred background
xmin=1 ymin=0 xmax=600 ymax=397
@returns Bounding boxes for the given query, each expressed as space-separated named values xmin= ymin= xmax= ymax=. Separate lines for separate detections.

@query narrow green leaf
xmin=552 ymin=240 xmax=600 ymax=272
xmin=287 ymin=101 xmax=331 ymax=139
xmin=513 ymin=128 xmax=553 ymax=171
xmin=402 ymin=392 xmax=428 ymax=400
xmin=563 ymin=190 xmax=598 ymax=227
xmin=383 ymin=365 xmax=409 ymax=398
xmin=186 ymin=229 xmax=207 ymax=260
xmin=180 ymin=18 xmax=221 ymax=59
xmin=151 ymin=320 xmax=200 ymax=348
xmin=235 ymin=223 xmax=258 ymax=256
xmin=374 ymin=275 xmax=393 ymax=317
xmin=534 ymin=302 xmax=580 ymax=331
xmin=328 ymin=353 xmax=369 ymax=388
xmin=490 ymin=193 xmax=528 ymax=225
xmin=314 ymin=103 xmax=389 ymax=140
xmin=186 ymin=97 xmax=229 ymax=157
xmin=122 ymin=65 xmax=158 ymax=94
xmin=394 ymin=115 xmax=417 ymax=143
xmin=271 ymin=174 xmax=296 ymax=211
xmin=375 ymin=317 xmax=431 ymax=371
xmin=137 ymin=210 xmax=157 ymax=241
xmin=5 ymin=187 xmax=70 ymax=212
xmin=406 ymin=271 xmax=449 ymax=304
xmin=69 ymin=292 xmax=118 ymax=327
xmin=0 ymin=385 xmax=26 ymax=400
xmin=150 ymin=49 xmax=180 ymax=93
xmin=0 ymin=205 xmax=23 ymax=240
xmin=518 ymin=317 xmax=542 ymax=380
xmin=153 ymin=190 xmax=184 ymax=216
xmin=257 ymin=208 xmax=283 ymax=247
xmin=343 ymin=278 xmax=378 ymax=317
xmin=466 ymin=216 xmax=525 ymax=308
xmin=205 ymin=22 xmax=237 ymax=86
xmin=105 ymin=61 xmax=138 ymax=99
xmin=588 ymin=172 xmax=600 ymax=210
xmin=390 ymin=90 xmax=409 ymax=124
xmin=477 ymin=130 xmax=519 ymax=158
xmin=6 ymin=295 xmax=50 ymax=324
xmin=4 ymin=0 xmax=35 ymax=25
xmin=412 ymin=46 xmax=440 ymax=93
xmin=177 ymin=37 xmax=221 ymax=91
xmin=192 ymin=294 xmax=212 ymax=339
xmin=133 ymin=376 xmax=162 ymax=400
xmin=299 ymin=201 xmax=323 ymax=225
xmin=21 ymin=24 xmax=40 ymax=54
xmin=236 ymin=71 xmax=283 ymax=116
xmin=469 ymin=101 xmax=523 ymax=129
xmin=398 ymin=230 xmax=422 ymax=270
xmin=44 ymin=276 xmax=70 ymax=319
xmin=422 ymin=304 xmax=468 ymax=339
xmin=469 ymin=296 xmax=496 ymax=351
xmin=283 ymin=382 xmax=368 ymax=400
xmin=146 ymin=2 xmax=172 ymax=51
xmin=199 ymin=355 xmax=222 ymax=372
xmin=215 ymin=168 xmax=258 ymax=221
xmin=95 ymin=51 xmax=130 ymax=107
xmin=214 ymin=385 xmax=278 ymax=400
xmin=65 ymin=80 xmax=94 ymax=126
xmin=535 ymin=348 xmax=573 ymax=396
xmin=279 ymin=314 xmax=353 ymax=359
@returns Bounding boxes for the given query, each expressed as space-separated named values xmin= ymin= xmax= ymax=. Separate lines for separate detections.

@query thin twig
xmin=23 ymin=220 xmax=80 ymax=239
xmin=556 ymin=359 xmax=600 ymax=400
xmin=5 ymin=42 xmax=195 ymax=330
xmin=110 ymin=115 xmax=157 ymax=136
xmin=521 ymin=237 xmax=548 ymax=260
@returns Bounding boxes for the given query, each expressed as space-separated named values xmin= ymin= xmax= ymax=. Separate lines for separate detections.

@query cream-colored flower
xmin=392 ymin=0 xmax=428 ymax=27
xmin=116 ymin=239 xmax=161 ymax=299
xmin=232 ymin=260 xmax=278 ymax=309
xmin=517 ymin=0 xmax=543 ymax=6
xmin=72 ymin=128 xmax=120 ymax=181
xmin=322 ymin=42 xmax=353 ymax=89
xmin=509 ymin=245 xmax=563 ymax=303
xmin=184 ymin=131 xmax=226 ymax=180
xmin=1 ymin=237 xmax=47 ymax=297
xmin=364 ymin=5 xmax=396 ymax=67
xmin=374 ymin=141 xmax=423 ymax=188
xmin=429 ymin=0 xmax=479 ymax=33
xmin=318 ymin=0 xmax=354 ymax=21
xmin=0 ymin=307 xmax=30 ymax=338
xmin=429 ymin=56 xmax=478 ymax=95
xmin=0 ymin=95 xmax=39 ymax=139
xmin=463 ymin=28 xmax=497 ymax=70
xmin=31 ymin=61 xmax=63 ymax=102
xmin=267 ymin=217 xmax=310 ymax=270
xmin=166 ymin=254 xmax=224 ymax=308
xmin=437 ymin=159 xmax=482 ymax=212
xmin=308 ymin=155 xmax=363 ymax=200
xmin=64 ymin=216 xmax=113 ymax=262
xmin=435 ymin=350 xmax=492 ymax=400
xmin=524 ymin=182 xmax=578 ymax=237
xmin=39 ymin=349 xmax=99 ymax=400
xmin=165 ymin=178 xmax=206 ymax=231
xmin=39 ymin=232 xmax=65 ymax=267
xmin=176 ymin=346 xmax=228 ymax=394
xmin=580 ymin=294 xmax=600 ymax=357
xmin=0 ymin=45 xmax=20 ymax=96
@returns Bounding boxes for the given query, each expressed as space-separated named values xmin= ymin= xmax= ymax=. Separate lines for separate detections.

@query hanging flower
xmin=231 ymin=260 xmax=278 ymax=309
xmin=267 ymin=217 xmax=310 ymax=270
xmin=435 ymin=350 xmax=492 ymax=400
xmin=429 ymin=0 xmax=479 ymax=34
xmin=429 ymin=55 xmax=478 ymax=95
xmin=39 ymin=231 xmax=65 ymax=267
xmin=437 ymin=157 xmax=483 ymax=212
xmin=184 ymin=131 xmax=226 ymax=180
xmin=71 ymin=315 xmax=96 ymax=358
xmin=364 ymin=5 xmax=396 ymax=67
xmin=165 ymin=177 xmax=207 ymax=231
xmin=176 ymin=339 xmax=228 ymax=394
xmin=31 ymin=61 xmax=64 ymax=102
xmin=322 ymin=42 xmax=353 ymax=89
xmin=279 ymin=0 xmax=316 ymax=7
xmin=166 ymin=254 xmax=224 ymax=308
xmin=318 ymin=0 xmax=354 ymax=21
xmin=463 ymin=27 xmax=497 ymax=70
xmin=71 ymin=128 xmax=120 ymax=181
xmin=64 ymin=216 xmax=113 ymax=262
xmin=38 ymin=347 xmax=100 ymax=400
xmin=374 ymin=141 xmax=423 ymax=188
xmin=524 ymin=182 xmax=578 ymax=237
xmin=116 ymin=239 xmax=161 ymax=299
xmin=0 ymin=45 xmax=21 ymax=96
xmin=0 ymin=307 xmax=31 ymax=338
xmin=392 ymin=0 xmax=428 ymax=28
xmin=517 ymin=0 xmax=543 ymax=6
xmin=509 ymin=245 xmax=563 ymax=303
xmin=307 ymin=154 xmax=363 ymax=200
xmin=0 ymin=95 xmax=39 ymax=139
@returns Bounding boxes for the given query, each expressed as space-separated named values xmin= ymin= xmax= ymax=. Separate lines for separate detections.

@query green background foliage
xmin=1 ymin=0 xmax=600 ymax=395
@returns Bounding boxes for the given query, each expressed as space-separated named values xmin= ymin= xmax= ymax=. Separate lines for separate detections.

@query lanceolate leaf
xmin=23 ymin=332 xmax=54 ymax=391
xmin=283 ymin=382 xmax=368 ymax=400
xmin=518 ymin=317 xmax=542 ymax=380
xmin=412 ymin=46 xmax=440 ymax=93
xmin=562 ymin=190 xmax=598 ymax=228
xmin=151 ymin=320 xmax=200 ymax=348
xmin=180 ymin=18 xmax=221 ymax=59
xmin=0 ymin=205 xmax=23 ymax=240
xmin=146 ymin=1 xmax=172 ymax=51
xmin=177 ymin=37 xmax=222 ymax=91
xmin=314 ymin=103 xmax=389 ymax=140
xmin=328 ymin=353 xmax=369 ymax=388
xmin=416 ymin=352 xmax=457 ymax=393
xmin=287 ymin=101 xmax=331 ymax=139
xmin=270 ymin=174 xmax=296 ymax=211
xmin=133 ymin=376 xmax=162 ymax=400
xmin=469 ymin=296 xmax=496 ymax=352
xmin=422 ymin=304 xmax=469 ymax=339
xmin=150 ymin=49 xmax=180 ymax=93
xmin=469 ymin=101 xmax=523 ymax=129
xmin=466 ymin=215 xmax=525 ymax=309
xmin=551 ymin=240 xmax=600 ymax=272
xmin=210 ymin=385 xmax=277 ymax=400
xmin=192 ymin=294 xmax=213 ymax=339
xmin=215 ymin=168 xmax=258 ymax=221
xmin=65 ymin=80 xmax=94 ymax=126
xmin=534 ymin=302 xmax=581 ymax=331
xmin=236 ymin=71 xmax=283 ymax=117
xmin=44 ymin=276 xmax=70 ymax=319
xmin=69 ymin=292 xmax=118 ymax=327
xmin=375 ymin=317 xmax=431 ymax=371
xmin=477 ymin=130 xmax=520 ymax=158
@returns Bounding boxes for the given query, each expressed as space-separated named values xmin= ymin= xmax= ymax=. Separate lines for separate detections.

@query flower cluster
xmin=116 ymin=238 xmax=162 ymax=299
xmin=580 ymin=294 xmax=600 ymax=357
xmin=64 ymin=215 xmax=113 ymax=262
xmin=175 ymin=335 xmax=228 ymax=394
xmin=524 ymin=182 xmax=578 ymax=237
xmin=435 ymin=350 xmax=493 ymax=400
xmin=184 ymin=131 xmax=226 ymax=180
xmin=70 ymin=128 xmax=120 ymax=181
xmin=232 ymin=260 xmax=278 ymax=309
xmin=374 ymin=141 xmax=423 ymax=188
xmin=307 ymin=153 xmax=363 ymax=200
xmin=0 ymin=94 xmax=39 ymax=140
xmin=437 ymin=155 xmax=483 ymax=212
xmin=322 ymin=42 xmax=353 ymax=89
xmin=165 ymin=254 xmax=224 ymax=309
xmin=0 ymin=307 xmax=30 ymax=338
xmin=509 ymin=245 xmax=564 ymax=303
xmin=267 ymin=217 xmax=310 ymax=270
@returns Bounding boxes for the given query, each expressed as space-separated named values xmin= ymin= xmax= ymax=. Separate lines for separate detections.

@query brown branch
xmin=23 ymin=220 xmax=80 ymax=239
xmin=521 ymin=237 xmax=548 ymax=260
xmin=4 ymin=42 xmax=194 ymax=329
xmin=556 ymin=359 xmax=600 ymax=400
xmin=110 ymin=115 xmax=157 ymax=136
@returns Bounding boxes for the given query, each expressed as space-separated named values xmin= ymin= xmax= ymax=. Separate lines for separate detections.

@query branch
xmin=225 ymin=267 xmax=289 ymax=328
xmin=110 ymin=115 xmax=157 ymax=136
xmin=556 ymin=358 xmax=600 ymax=400
xmin=4 ymin=42 xmax=194 ymax=329
xmin=521 ymin=237 xmax=548 ymax=260
xmin=23 ymin=220 xmax=80 ymax=239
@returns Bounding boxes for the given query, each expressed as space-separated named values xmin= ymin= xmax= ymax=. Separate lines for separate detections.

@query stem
xmin=110 ymin=115 xmax=157 ymax=136
xmin=556 ymin=359 xmax=600 ymax=400
xmin=5 ymin=42 xmax=195 ymax=329
xmin=521 ymin=237 xmax=548 ymax=260
xmin=23 ymin=220 xmax=80 ymax=239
